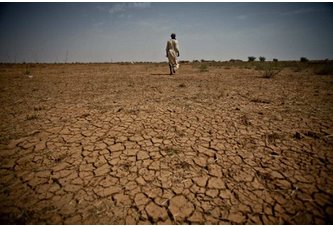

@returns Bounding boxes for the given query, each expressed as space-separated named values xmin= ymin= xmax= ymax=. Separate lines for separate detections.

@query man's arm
xmin=175 ymin=41 xmax=180 ymax=57
xmin=166 ymin=41 xmax=169 ymax=57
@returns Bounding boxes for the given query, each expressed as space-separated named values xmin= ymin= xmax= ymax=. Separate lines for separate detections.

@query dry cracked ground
xmin=0 ymin=63 xmax=333 ymax=224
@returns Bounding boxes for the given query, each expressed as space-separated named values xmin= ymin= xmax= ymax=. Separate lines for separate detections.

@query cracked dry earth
xmin=0 ymin=63 xmax=333 ymax=224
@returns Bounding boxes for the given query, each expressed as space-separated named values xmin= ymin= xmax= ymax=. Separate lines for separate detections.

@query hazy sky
xmin=0 ymin=2 xmax=332 ymax=63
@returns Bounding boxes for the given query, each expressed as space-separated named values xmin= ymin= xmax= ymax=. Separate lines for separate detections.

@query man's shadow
xmin=150 ymin=73 xmax=170 ymax=76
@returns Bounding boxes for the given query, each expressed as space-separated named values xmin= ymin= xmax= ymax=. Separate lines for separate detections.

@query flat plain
xmin=0 ymin=62 xmax=332 ymax=224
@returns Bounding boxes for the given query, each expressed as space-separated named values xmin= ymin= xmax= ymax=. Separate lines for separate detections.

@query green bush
xmin=273 ymin=58 xmax=278 ymax=62
xmin=248 ymin=56 xmax=256 ymax=62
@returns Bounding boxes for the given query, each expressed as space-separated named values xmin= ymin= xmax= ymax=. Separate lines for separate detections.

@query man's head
xmin=171 ymin=33 xmax=176 ymax=39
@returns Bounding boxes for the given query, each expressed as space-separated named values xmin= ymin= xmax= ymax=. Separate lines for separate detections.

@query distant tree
xmin=230 ymin=59 xmax=243 ymax=63
xmin=248 ymin=56 xmax=256 ymax=62
xmin=259 ymin=56 xmax=266 ymax=62
xmin=273 ymin=58 xmax=278 ymax=62
xmin=300 ymin=57 xmax=309 ymax=62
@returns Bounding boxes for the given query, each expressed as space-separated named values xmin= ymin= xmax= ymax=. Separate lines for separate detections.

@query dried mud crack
xmin=0 ymin=63 xmax=333 ymax=224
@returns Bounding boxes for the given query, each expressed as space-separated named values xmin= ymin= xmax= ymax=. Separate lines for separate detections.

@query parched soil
xmin=0 ymin=63 xmax=332 ymax=224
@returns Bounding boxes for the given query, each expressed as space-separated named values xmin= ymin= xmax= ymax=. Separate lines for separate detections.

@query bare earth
xmin=0 ymin=63 xmax=332 ymax=224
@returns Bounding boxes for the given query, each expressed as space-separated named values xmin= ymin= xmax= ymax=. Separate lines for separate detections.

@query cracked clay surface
xmin=0 ymin=63 xmax=332 ymax=224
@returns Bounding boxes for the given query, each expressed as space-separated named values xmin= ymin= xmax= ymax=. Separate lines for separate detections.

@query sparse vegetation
xmin=314 ymin=63 xmax=333 ymax=75
xmin=24 ymin=64 xmax=31 ymax=75
xmin=266 ymin=132 xmax=283 ymax=145
xmin=165 ymin=146 xmax=180 ymax=156
xmin=251 ymin=98 xmax=271 ymax=104
xmin=293 ymin=65 xmax=305 ymax=72
xmin=255 ymin=63 xmax=282 ymax=78
xmin=240 ymin=115 xmax=252 ymax=126
xmin=254 ymin=63 xmax=265 ymax=71
xmin=178 ymin=83 xmax=186 ymax=88
xmin=0 ymin=134 xmax=11 ymax=143
xmin=263 ymin=65 xmax=281 ymax=78
xmin=199 ymin=64 xmax=209 ymax=72
xmin=26 ymin=113 xmax=38 ymax=120
xmin=34 ymin=106 xmax=44 ymax=111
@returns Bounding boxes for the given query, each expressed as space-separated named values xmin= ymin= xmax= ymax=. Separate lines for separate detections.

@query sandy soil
xmin=0 ymin=63 xmax=332 ymax=224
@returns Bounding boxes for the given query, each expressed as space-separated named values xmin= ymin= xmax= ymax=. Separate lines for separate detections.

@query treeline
xmin=1 ymin=58 xmax=331 ymax=65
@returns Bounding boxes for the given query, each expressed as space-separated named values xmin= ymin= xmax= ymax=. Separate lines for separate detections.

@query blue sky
xmin=0 ymin=2 xmax=332 ymax=63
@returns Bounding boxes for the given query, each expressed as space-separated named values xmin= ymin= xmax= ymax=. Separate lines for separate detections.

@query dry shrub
xmin=24 ymin=65 xmax=31 ymax=75
xmin=26 ymin=114 xmax=38 ymax=120
xmin=263 ymin=67 xmax=281 ymax=78
xmin=314 ymin=63 xmax=333 ymax=75
xmin=199 ymin=64 xmax=209 ymax=72
xmin=257 ymin=63 xmax=281 ymax=78
xmin=34 ymin=106 xmax=44 ymax=111
xmin=178 ymin=83 xmax=186 ymax=88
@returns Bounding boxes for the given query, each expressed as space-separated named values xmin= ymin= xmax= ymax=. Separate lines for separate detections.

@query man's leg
xmin=169 ymin=64 xmax=173 ymax=75
xmin=173 ymin=61 xmax=179 ymax=74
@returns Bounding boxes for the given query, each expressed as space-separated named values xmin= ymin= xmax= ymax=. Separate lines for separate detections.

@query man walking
xmin=166 ymin=33 xmax=180 ymax=75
